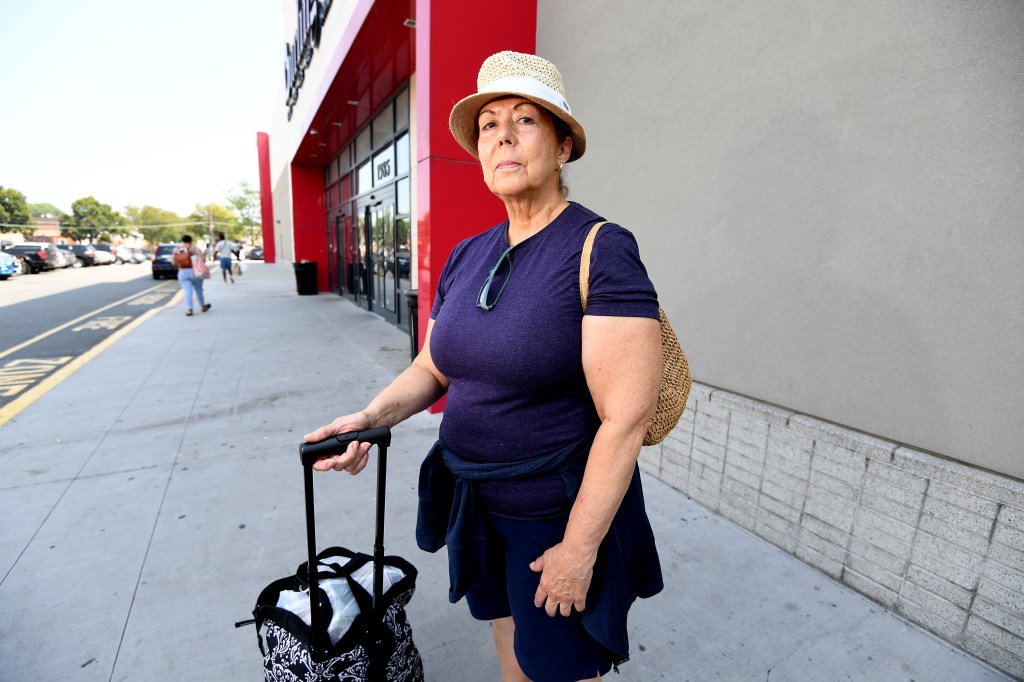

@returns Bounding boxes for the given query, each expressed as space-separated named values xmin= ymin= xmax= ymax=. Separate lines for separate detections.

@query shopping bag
xmin=193 ymin=255 xmax=212 ymax=279
xmin=233 ymin=261 xmax=244 ymax=276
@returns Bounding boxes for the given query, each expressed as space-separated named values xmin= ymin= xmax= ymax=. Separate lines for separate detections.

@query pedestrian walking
xmin=213 ymin=231 xmax=235 ymax=283
xmin=175 ymin=234 xmax=211 ymax=316
xmin=305 ymin=51 xmax=664 ymax=681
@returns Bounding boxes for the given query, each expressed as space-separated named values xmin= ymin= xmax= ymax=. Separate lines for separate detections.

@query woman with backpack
xmin=175 ymin=234 xmax=211 ymax=316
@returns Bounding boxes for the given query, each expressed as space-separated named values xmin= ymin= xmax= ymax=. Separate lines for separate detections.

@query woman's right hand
xmin=303 ymin=411 xmax=376 ymax=474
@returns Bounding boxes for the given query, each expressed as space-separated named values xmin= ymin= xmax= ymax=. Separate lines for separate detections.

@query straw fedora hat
xmin=449 ymin=51 xmax=587 ymax=162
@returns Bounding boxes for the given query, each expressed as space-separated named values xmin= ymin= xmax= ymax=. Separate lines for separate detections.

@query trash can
xmin=293 ymin=261 xmax=318 ymax=296
xmin=405 ymin=290 xmax=419 ymax=362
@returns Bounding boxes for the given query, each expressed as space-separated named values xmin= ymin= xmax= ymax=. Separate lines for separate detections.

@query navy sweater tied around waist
xmin=415 ymin=435 xmax=664 ymax=665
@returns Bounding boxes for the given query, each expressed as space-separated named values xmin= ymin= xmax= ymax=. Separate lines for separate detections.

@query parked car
xmin=129 ymin=248 xmax=149 ymax=264
xmin=151 ymin=243 xmax=180 ymax=279
xmin=93 ymin=243 xmax=125 ymax=264
xmin=56 ymin=244 xmax=82 ymax=268
xmin=2 ymin=243 xmax=64 ymax=273
xmin=248 ymin=245 xmax=264 ymax=260
xmin=64 ymin=243 xmax=99 ymax=266
xmin=89 ymin=245 xmax=116 ymax=265
xmin=0 ymin=250 xmax=21 ymax=279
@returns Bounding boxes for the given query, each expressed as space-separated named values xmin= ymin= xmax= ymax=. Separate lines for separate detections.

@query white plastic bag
xmin=275 ymin=561 xmax=407 ymax=645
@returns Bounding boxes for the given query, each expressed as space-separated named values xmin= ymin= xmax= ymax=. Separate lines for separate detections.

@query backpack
xmin=175 ymin=246 xmax=192 ymax=268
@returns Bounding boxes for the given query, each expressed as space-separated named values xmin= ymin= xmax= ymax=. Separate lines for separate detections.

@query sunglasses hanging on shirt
xmin=476 ymin=244 xmax=517 ymax=311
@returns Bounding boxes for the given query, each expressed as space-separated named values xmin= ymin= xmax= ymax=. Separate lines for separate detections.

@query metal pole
xmin=303 ymin=464 xmax=322 ymax=647
xmin=373 ymin=445 xmax=387 ymax=613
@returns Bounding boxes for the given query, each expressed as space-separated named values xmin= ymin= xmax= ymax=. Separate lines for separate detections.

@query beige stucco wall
xmin=538 ymin=0 xmax=1024 ymax=479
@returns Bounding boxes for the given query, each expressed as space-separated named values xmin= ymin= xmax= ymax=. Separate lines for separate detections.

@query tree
xmin=227 ymin=180 xmax=262 ymax=245
xmin=60 ymin=196 xmax=123 ymax=242
xmin=28 ymin=202 xmax=63 ymax=218
xmin=124 ymin=205 xmax=185 ymax=245
xmin=0 ymin=186 xmax=34 ymax=239
xmin=186 ymin=203 xmax=235 ymax=249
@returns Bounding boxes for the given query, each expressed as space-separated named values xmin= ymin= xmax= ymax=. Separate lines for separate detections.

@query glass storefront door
xmin=352 ymin=202 xmax=368 ymax=304
xmin=328 ymin=86 xmax=410 ymax=328
xmin=355 ymin=189 xmax=397 ymax=322
xmin=332 ymin=212 xmax=349 ymax=295
xmin=327 ymin=211 xmax=342 ymax=294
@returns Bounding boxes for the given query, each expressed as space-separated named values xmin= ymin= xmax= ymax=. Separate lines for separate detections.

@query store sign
xmin=284 ymin=0 xmax=333 ymax=121
xmin=372 ymin=146 xmax=395 ymax=187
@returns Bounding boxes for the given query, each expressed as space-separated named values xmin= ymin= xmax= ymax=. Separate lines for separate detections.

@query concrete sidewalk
xmin=0 ymin=263 xmax=1011 ymax=681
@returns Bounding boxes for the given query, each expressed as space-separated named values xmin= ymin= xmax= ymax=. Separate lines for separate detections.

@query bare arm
xmin=304 ymin=319 xmax=449 ymax=473
xmin=531 ymin=314 xmax=661 ymax=616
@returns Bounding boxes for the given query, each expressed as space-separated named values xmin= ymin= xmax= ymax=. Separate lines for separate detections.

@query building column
xmin=291 ymin=163 xmax=328 ymax=290
xmin=256 ymin=132 xmax=276 ymax=264
xmin=414 ymin=0 xmax=537 ymax=361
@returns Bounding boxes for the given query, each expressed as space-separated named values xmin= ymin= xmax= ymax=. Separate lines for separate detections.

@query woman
xmin=306 ymin=52 xmax=663 ymax=682
xmin=174 ymin=234 xmax=210 ymax=316
xmin=213 ymin=231 xmax=235 ymax=283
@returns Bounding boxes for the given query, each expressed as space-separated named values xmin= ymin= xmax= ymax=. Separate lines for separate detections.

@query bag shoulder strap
xmin=579 ymin=221 xmax=611 ymax=313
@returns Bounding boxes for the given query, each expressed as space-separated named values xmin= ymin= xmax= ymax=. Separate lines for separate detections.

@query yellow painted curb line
xmin=0 ymin=289 xmax=183 ymax=428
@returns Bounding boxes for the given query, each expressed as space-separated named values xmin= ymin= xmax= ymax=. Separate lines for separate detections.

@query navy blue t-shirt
xmin=430 ymin=202 xmax=659 ymax=517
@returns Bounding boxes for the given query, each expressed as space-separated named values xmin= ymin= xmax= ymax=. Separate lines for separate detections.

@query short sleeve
xmin=430 ymin=240 xmax=464 ymax=319
xmin=584 ymin=225 xmax=660 ymax=319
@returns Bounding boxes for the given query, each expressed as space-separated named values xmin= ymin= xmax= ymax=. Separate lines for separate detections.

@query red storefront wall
xmin=413 ymin=0 xmax=537 ymax=351
xmin=268 ymin=0 xmax=538 ymax=365
xmin=291 ymin=164 xmax=328 ymax=290
xmin=256 ymin=132 xmax=276 ymax=264
xmin=414 ymin=1 xmax=536 ymax=412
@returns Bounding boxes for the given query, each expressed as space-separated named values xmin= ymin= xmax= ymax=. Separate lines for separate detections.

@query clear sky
xmin=0 ymin=0 xmax=284 ymax=218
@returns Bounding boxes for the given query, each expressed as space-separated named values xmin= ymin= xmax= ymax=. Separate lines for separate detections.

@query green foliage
xmin=124 ymin=205 xmax=186 ymax=245
xmin=186 ymin=203 xmax=236 ymax=247
xmin=28 ymin=202 xmax=62 ymax=218
xmin=60 ymin=196 xmax=123 ymax=242
xmin=227 ymin=180 xmax=262 ymax=245
xmin=4 ymin=185 xmax=264 ymax=246
xmin=0 ymin=186 xmax=34 ymax=238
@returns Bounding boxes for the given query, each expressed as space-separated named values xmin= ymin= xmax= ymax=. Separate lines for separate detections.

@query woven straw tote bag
xmin=580 ymin=222 xmax=691 ymax=446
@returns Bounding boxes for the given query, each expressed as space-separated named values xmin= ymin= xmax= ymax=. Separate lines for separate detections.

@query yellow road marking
xmin=0 ymin=289 xmax=182 ymax=428
xmin=0 ymin=357 xmax=73 ymax=398
xmin=0 ymin=281 xmax=172 ymax=361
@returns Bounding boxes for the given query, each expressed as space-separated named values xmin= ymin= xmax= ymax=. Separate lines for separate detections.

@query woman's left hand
xmin=530 ymin=543 xmax=596 ymax=617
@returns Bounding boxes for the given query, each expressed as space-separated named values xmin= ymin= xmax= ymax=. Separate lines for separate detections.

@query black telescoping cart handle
xmin=299 ymin=427 xmax=392 ymax=651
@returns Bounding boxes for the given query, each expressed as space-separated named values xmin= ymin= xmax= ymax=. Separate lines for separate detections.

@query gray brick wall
xmin=643 ymin=382 xmax=1024 ymax=680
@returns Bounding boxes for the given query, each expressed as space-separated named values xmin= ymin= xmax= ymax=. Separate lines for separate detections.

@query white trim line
xmin=481 ymin=76 xmax=571 ymax=115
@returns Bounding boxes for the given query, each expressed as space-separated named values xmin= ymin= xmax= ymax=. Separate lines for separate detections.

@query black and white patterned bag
xmin=239 ymin=428 xmax=424 ymax=682
xmin=251 ymin=548 xmax=424 ymax=682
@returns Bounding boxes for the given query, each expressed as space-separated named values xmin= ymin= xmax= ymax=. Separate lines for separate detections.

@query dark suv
xmin=70 ymin=243 xmax=98 ymax=266
xmin=93 ymin=243 xmax=125 ymax=264
xmin=58 ymin=243 xmax=100 ymax=267
xmin=151 ymin=243 xmax=179 ymax=279
xmin=2 ymin=243 xmax=64 ymax=273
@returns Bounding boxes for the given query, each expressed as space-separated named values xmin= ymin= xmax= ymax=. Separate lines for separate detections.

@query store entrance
xmin=328 ymin=211 xmax=345 ymax=294
xmin=354 ymin=188 xmax=398 ymax=323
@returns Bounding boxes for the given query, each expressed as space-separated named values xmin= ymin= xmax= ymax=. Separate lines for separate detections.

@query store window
xmin=355 ymin=127 xmax=371 ymax=161
xmin=396 ymin=133 xmax=409 ymax=176
xmin=356 ymin=161 xmax=372 ymax=195
xmin=395 ymin=90 xmax=409 ymax=132
xmin=330 ymin=85 xmax=412 ymax=328
xmin=372 ymin=102 xmax=393 ymax=146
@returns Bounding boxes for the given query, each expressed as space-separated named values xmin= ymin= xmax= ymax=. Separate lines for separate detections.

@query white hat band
xmin=480 ymin=75 xmax=572 ymax=116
